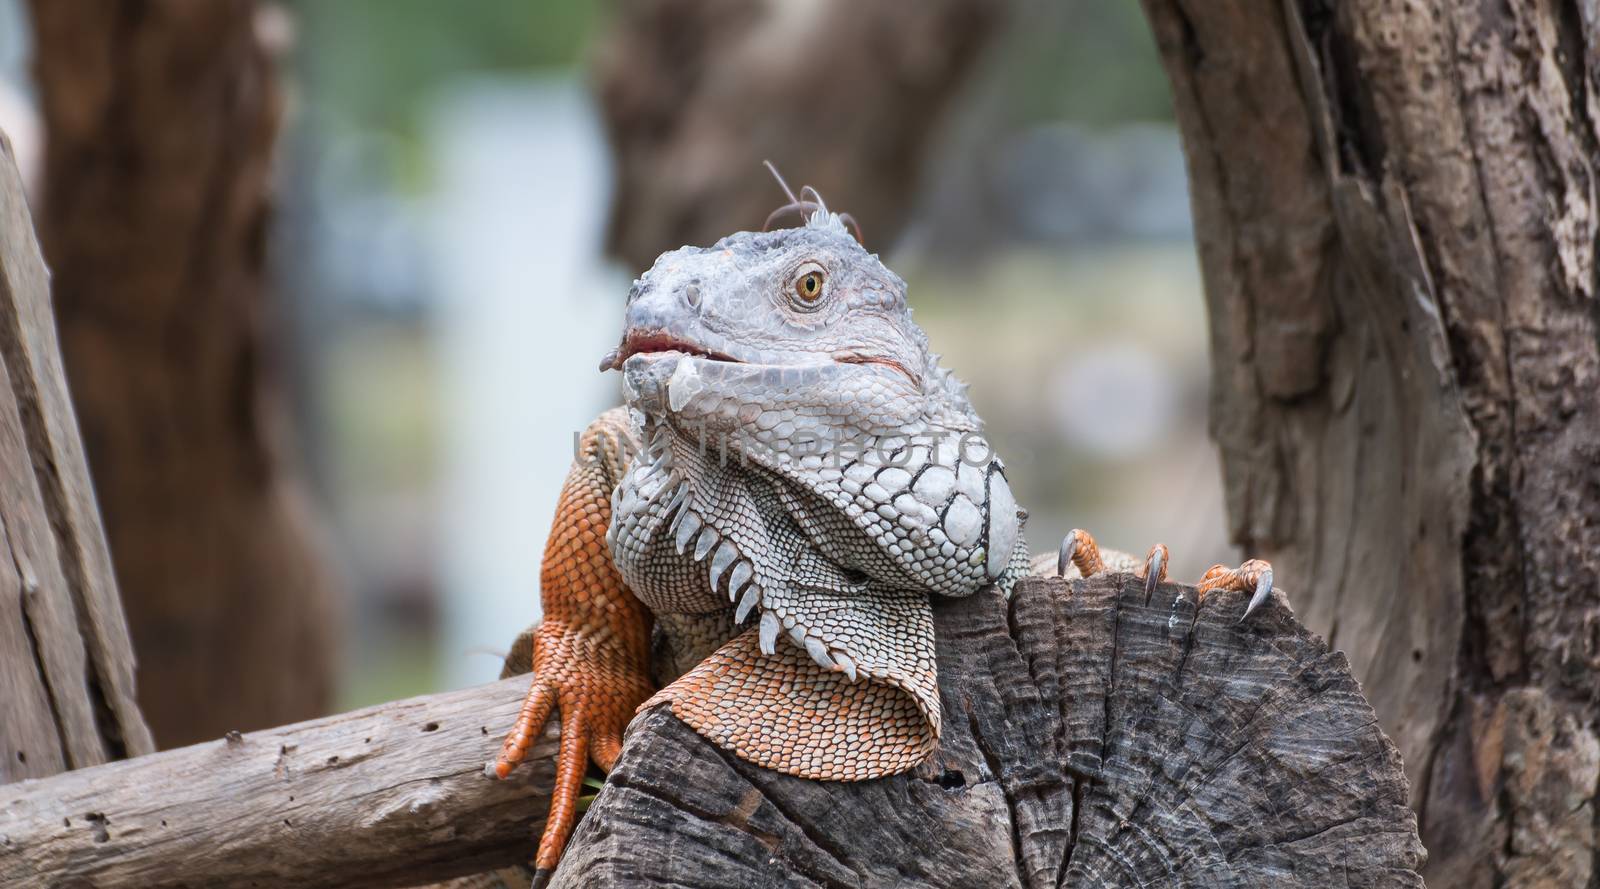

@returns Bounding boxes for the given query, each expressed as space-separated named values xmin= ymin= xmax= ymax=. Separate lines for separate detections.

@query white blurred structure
xmin=429 ymin=79 xmax=622 ymax=689
xmin=0 ymin=0 xmax=39 ymax=194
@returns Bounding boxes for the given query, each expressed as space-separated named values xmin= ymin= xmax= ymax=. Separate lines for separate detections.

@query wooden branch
xmin=0 ymin=128 xmax=153 ymax=783
xmin=0 ymin=675 xmax=555 ymax=889
xmin=560 ymin=574 xmax=1426 ymax=888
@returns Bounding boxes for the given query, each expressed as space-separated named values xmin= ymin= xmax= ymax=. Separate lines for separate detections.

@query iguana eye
xmin=792 ymin=264 xmax=826 ymax=305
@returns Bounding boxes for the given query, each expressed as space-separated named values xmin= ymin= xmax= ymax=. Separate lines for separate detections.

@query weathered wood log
xmin=0 ymin=130 xmax=153 ymax=783
xmin=2 ymin=573 xmax=1421 ymax=888
xmin=559 ymin=574 xmax=1423 ymax=888
xmin=0 ymin=673 xmax=557 ymax=889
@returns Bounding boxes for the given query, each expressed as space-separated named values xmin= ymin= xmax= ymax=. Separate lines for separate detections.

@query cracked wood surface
xmin=0 ymin=129 xmax=153 ymax=784
xmin=556 ymin=574 xmax=1423 ymax=888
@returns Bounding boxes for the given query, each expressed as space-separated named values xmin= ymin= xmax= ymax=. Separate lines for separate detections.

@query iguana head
xmin=604 ymin=189 xmax=1024 ymax=603
xmin=601 ymin=208 xmax=980 ymax=442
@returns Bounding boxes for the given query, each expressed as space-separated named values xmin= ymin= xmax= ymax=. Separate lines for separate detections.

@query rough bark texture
xmin=0 ymin=673 xmax=557 ymax=889
xmin=557 ymin=574 xmax=1423 ymax=888
xmin=594 ymin=0 xmax=1007 ymax=271
xmin=27 ymin=0 xmax=339 ymax=748
xmin=0 ymin=130 xmax=154 ymax=781
xmin=1139 ymin=1 xmax=1600 ymax=885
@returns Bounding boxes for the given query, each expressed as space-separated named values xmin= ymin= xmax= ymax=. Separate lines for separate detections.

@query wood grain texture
xmin=0 ymin=130 xmax=153 ymax=782
xmin=1140 ymin=1 xmax=1600 ymax=884
xmin=0 ymin=674 xmax=556 ymax=889
xmin=557 ymin=574 xmax=1423 ymax=888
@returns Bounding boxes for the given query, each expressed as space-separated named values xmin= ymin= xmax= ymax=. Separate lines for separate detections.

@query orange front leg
xmin=495 ymin=408 xmax=653 ymax=888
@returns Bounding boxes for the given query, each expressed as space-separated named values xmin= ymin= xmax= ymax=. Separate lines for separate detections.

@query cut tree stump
xmin=0 ymin=573 xmax=1423 ymax=887
xmin=557 ymin=573 xmax=1424 ymax=888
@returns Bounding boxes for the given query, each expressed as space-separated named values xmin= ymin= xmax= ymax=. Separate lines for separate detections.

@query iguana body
xmin=495 ymin=185 xmax=1274 ymax=886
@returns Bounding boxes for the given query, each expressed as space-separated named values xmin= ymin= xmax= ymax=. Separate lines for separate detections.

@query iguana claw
xmin=1056 ymin=533 xmax=1076 ymax=577
xmin=1197 ymin=559 xmax=1276 ymax=622
xmin=1057 ymin=528 xmax=1106 ymax=578
xmin=1137 ymin=543 xmax=1169 ymax=604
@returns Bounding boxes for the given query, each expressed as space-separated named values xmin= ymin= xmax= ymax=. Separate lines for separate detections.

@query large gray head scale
xmin=602 ymin=181 xmax=1028 ymax=761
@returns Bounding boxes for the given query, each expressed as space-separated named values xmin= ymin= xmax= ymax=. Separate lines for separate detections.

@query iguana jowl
xmin=494 ymin=175 xmax=1278 ymax=886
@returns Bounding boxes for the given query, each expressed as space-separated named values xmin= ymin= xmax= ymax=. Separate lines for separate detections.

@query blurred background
xmin=0 ymin=0 xmax=1232 ymax=742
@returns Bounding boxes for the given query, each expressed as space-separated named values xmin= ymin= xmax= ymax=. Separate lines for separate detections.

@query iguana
xmin=493 ymin=171 xmax=1276 ymax=887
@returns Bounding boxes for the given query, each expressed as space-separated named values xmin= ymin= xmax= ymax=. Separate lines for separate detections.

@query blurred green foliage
xmin=1007 ymin=1 xmax=1173 ymax=124
xmin=289 ymin=0 xmax=604 ymax=183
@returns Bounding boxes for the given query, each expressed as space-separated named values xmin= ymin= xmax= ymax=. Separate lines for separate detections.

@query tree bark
xmin=594 ymin=0 xmax=1008 ymax=271
xmin=26 ymin=0 xmax=339 ymax=748
xmin=558 ymin=574 xmax=1423 ymax=888
xmin=0 ymin=130 xmax=153 ymax=782
xmin=1140 ymin=1 xmax=1600 ymax=885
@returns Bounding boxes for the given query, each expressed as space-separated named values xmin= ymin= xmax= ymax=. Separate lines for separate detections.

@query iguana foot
xmin=1197 ymin=559 xmax=1276 ymax=621
xmin=494 ymin=619 xmax=653 ymax=873
xmin=1056 ymin=529 xmax=1276 ymax=620
xmin=1055 ymin=528 xmax=1159 ymax=584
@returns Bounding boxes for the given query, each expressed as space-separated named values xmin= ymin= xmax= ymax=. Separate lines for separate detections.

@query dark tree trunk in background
xmin=594 ymin=0 xmax=1008 ymax=271
xmin=27 ymin=0 xmax=338 ymax=748
xmin=1141 ymin=1 xmax=1600 ymax=885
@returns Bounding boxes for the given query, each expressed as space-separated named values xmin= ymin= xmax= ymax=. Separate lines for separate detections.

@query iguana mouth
xmin=601 ymin=332 xmax=917 ymax=385
xmin=601 ymin=331 xmax=742 ymax=370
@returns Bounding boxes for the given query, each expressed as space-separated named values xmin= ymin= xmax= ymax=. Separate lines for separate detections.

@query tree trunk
xmin=0 ymin=130 xmax=153 ymax=782
xmin=594 ymin=0 xmax=1008 ymax=272
xmin=1139 ymin=1 xmax=1600 ymax=885
xmin=26 ymin=0 xmax=339 ymax=748
xmin=558 ymin=574 xmax=1423 ymax=888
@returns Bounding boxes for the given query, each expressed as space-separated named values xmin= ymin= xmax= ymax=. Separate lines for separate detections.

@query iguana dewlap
xmin=493 ymin=180 xmax=1277 ymax=886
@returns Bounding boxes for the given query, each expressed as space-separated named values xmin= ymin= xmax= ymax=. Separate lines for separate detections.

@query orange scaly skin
xmin=495 ymin=409 xmax=653 ymax=882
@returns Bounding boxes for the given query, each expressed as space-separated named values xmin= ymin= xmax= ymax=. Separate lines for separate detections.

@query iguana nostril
xmin=682 ymin=283 xmax=702 ymax=309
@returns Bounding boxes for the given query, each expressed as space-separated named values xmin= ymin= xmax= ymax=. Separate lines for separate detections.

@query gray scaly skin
xmin=600 ymin=202 xmax=1030 ymax=776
